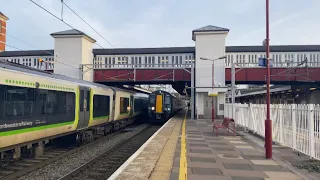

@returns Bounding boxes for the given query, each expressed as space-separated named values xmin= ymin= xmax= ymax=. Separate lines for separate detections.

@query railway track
xmin=0 ymin=147 xmax=75 ymax=180
xmin=58 ymin=125 xmax=160 ymax=180
xmin=0 ymin=130 xmax=124 ymax=180
xmin=8 ymin=124 xmax=154 ymax=180
xmin=0 ymin=123 xmax=149 ymax=180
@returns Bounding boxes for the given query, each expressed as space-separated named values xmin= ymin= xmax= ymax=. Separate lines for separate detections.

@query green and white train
xmin=0 ymin=61 xmax=148 ymax=160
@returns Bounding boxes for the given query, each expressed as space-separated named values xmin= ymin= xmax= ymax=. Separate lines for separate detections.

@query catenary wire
xmin=29 ymin=0 xmax=105 ymax=49
xmin=0 ymin=35 xmax=127 ymax=80
xmin=62 ymin=1 xmax=115 ymax=48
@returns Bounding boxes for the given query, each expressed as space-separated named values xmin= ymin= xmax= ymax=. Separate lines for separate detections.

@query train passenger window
xmin=93 ymin=95 xmax=110 ymax=118
xmin=4 ymin=86 xmax=35 ymax=118
xmin=120 ymin=97 xmax=129 ymax=114
xmin=0 ymin=85 xmax=75 ymax=128
xmin=0 ymin=85 xmax=3 ymax=119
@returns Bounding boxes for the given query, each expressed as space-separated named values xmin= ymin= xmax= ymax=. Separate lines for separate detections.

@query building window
xmin=152 ymin=56 xmax=155 ymax=67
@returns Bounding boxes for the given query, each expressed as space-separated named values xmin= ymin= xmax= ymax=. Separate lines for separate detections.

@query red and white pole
xmin=265 ymin=0 xmax=272 ymax=159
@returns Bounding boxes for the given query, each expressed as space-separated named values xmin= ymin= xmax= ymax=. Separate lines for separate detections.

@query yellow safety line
xmin=179 ymin=111 xmax=188 ymax=180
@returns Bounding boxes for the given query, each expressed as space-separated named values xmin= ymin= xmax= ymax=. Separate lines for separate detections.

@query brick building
xmin=0 ymin=11 xmax=9 ymax=52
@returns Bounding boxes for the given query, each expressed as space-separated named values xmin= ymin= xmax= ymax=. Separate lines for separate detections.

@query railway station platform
xmin=109 ymin=109 xmax=318 ymax=180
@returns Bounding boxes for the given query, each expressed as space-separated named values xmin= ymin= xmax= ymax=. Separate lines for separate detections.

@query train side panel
xmin=113 ymin=90 xmax=132 ymax=121
xmin=88 ymin=86 xmax=114 ymax=127
xmin=0 ymin=68 xmax=78 ymax=149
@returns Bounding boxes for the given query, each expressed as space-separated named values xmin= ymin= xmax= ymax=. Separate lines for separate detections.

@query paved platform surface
xmin=109 ymin=110 xmax=186 ymax=180
xmin=110 ymin=111 xmax=319 ymax=180
xmin=171 ymin=118 xmax=307 ymax=180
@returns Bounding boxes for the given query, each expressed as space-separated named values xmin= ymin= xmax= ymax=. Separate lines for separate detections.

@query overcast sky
xmin=2 ymin=0 xmax=320 ymax=50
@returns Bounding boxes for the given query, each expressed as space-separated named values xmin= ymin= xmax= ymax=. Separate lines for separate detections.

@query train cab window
xmin=149 ymin=95 xmax=155 ymax=104
xmin=120 ymin=97 xmax=129 ymax=114
xmin=93 ymin=95 xmax=110 ymax=118
xmin=165 ymin=95 xmax=171 ymax=105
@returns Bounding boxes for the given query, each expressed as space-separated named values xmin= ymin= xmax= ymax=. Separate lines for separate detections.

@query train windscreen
xmin=164 ymin=95 xmax=171 ymax=105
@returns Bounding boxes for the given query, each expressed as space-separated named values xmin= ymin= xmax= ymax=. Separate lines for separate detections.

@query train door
xmin=77 ymin=86 xmax=90 ymax=129
xmin=129 ymin=95 xmax=134 ymax=117
xmin=110 ymin=92 xmax=116 ymax=121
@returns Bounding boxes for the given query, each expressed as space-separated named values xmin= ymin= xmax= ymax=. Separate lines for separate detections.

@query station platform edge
xmin=108 ymin=109 xmax=307 ymax=180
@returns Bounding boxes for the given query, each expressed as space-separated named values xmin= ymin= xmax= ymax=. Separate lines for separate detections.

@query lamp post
xmin=38 ymin=58 xmax=54 ymax=71
xmin=200 ymin=56 xmax=226 ymax=121
xmin=265 ymin=0 xmax=272 ymax=159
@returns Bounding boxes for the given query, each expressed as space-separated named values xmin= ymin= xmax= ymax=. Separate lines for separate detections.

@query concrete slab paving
xmin=113 ymin=114 xmax=315 ymax=180
xmin=234 ymin=145 xmax=256 ymax=149
xmin=229 ymin=140 xmax=248 ymax=144
xmin=179 ymin=118 xmax=308 ymax=180
xmin=263 ymin=171 xmax=302 ymax=179
xmin=251 ymin=160 xmax=278 ymax=166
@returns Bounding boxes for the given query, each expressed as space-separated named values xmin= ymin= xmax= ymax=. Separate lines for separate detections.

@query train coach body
xmin=0 ymin=61 xmax=148 ymax=156
xmin=148 ymin=90 xmax=185 ymax=123
xmin=88 ymin=86 xmax=114 ymax=127
xmin=0 ymin=66 xmax=79 ymax=150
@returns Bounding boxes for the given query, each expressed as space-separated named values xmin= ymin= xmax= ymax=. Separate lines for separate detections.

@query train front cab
xmin=148 ymin=91 xmax=171 ymax=123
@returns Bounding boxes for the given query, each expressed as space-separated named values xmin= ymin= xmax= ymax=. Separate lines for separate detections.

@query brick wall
xmin=0 ymin=20 xmax=6 ymax=51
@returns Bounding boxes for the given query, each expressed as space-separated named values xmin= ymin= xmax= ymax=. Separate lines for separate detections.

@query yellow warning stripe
xmin=179 ymin=111 xmax=188 ymax=180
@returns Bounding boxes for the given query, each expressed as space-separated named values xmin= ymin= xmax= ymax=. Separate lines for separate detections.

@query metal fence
xmin=225 ymin=103 xmax=320 ymax=160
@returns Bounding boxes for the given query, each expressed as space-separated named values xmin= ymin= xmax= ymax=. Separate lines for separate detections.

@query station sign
xmin=258 ymin=57 xmax=273 ymax=67
xmin=208 ymin=89 xmax=218 ymax=97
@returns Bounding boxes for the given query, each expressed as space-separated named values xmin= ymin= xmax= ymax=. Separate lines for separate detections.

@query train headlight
xmin=151 ymin=107 xmax=155 ymax=110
